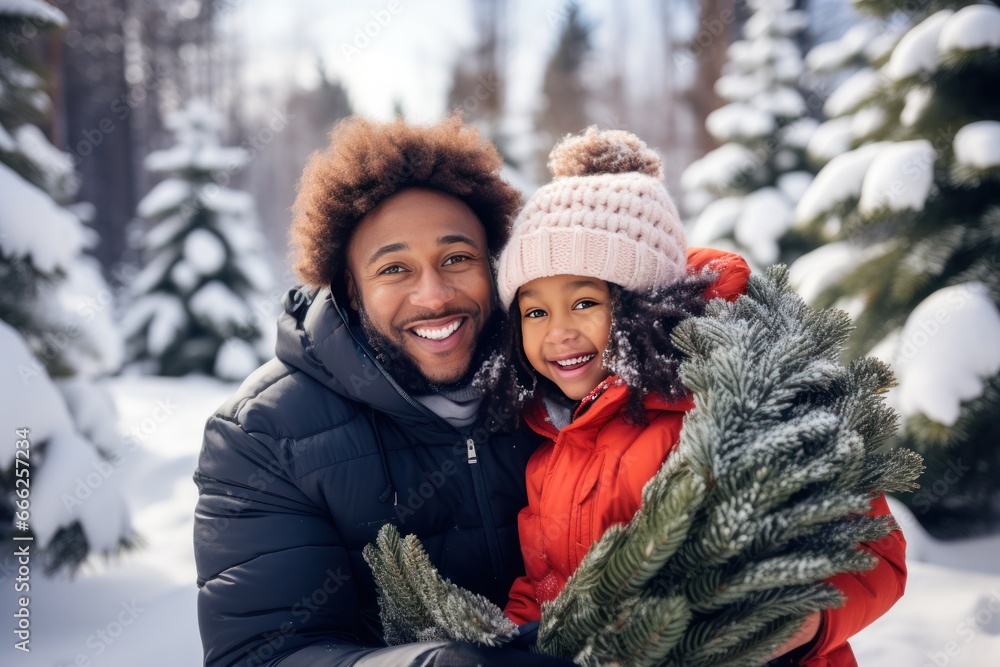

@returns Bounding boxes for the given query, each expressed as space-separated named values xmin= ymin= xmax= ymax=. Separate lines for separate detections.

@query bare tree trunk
xmin=448 ymin=0 xmax=506 ymax=137
xmin=59 ymin=0 xmax=137 ymax=272
xmin=659 ymin=0 xmax=681 ymax=189
xmin=688 ymin=0 xmax=735 ymax=157
xmin=46 ymin=28 xmax=64 ymax=148
xmin=607 ymin=5 xmax=629 ymax=130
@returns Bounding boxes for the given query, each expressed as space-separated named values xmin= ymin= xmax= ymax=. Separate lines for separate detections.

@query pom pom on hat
xmin=496 ymin=126 xmax=687 ymax=309
xmin=548 ymin=127 xmax=664 ymax=180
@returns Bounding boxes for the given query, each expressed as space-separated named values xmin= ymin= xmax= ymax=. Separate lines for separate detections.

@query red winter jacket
xmin=504 ymin=247 xmax=907 ymax=667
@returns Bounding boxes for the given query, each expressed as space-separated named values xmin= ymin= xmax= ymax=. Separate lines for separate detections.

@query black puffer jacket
xmin=193 ymin=285 xmax=540 ymax=666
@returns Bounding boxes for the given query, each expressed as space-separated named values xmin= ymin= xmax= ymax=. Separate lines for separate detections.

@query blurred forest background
xmin=9 ymin=0 xmax=865 ymax=271
xmin=2 ymin=0 xmax=999 ymax=578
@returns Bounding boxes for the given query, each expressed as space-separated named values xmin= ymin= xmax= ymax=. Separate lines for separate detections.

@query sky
xmin=217 ymin=0 xmax=857 ymax=136
xmin=220 ymin=0 xmax=698 ymax=123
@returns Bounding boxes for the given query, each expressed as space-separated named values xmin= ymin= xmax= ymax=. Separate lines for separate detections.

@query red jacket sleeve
xmin=801 ymin=493 xmax=907 ymax=666
xmin=505 ymin=573 xmax=540 ymax=626
xmin=686 ymin=246 xmax=752 ymax=303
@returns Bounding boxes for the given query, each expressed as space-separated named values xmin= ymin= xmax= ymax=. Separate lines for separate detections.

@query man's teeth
xmin=555 ymin=354 xmax=595 ymax=367
xmin=413 ymin=319 xmax=462 ymax=340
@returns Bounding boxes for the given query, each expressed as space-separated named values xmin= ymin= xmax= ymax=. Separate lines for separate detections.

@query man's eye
xmin=524 ymin=309 xmax=546 ymax=319
xmin=380 ymin=266 xmax=404 ymax=275
xmin=573 ymin=300 xmax=598 ymax=310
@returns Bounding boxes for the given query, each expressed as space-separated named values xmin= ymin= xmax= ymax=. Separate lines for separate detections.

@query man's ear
xmin=345 ymin=269 xmax=359 ymax=311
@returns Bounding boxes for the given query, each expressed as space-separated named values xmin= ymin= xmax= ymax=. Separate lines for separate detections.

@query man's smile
xmin=408 ymin=316 xmax=466 ymax=341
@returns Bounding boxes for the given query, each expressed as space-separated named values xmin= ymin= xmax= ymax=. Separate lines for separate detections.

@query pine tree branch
xmin=363 ymin=524 xmax=516 ymax=646
xmin=539 ymin=265 xmax=921 ymax=665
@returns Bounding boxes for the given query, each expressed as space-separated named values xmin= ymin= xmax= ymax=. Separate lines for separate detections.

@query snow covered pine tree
xmin=681 ymin=0 xmax=818 ymax=269
xmin=791 ymin=1 xmax=1000 ymax=537
xmin=123 ymin=99 xmax=275 ymax=379
xmin=364 ymin=265 xmax=923 ymax=666
xmin=1 ymin=0 xmax=134 ymax=574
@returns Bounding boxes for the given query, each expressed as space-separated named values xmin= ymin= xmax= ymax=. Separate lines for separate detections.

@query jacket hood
xmin=274 ymin=284 xmax=443 ymax=427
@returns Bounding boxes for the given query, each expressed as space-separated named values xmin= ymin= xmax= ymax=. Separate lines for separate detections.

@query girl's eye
xmin=380 ymin=265 xmax=405 ymax=275
xmin=573 ymin=300 xmax=599 ymax=310
xmin=523 ymin=308 xmax=547 ymax=319
xmin=443 ymin=255 xmax=471 ymax=266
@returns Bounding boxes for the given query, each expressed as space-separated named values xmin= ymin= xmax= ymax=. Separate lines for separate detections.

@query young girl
xmin=489 ymin=128 xmax=906 ymax=667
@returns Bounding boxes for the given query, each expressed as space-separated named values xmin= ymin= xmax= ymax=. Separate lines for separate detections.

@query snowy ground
xmin=0 ymin=376 xmax=235 ymax=667
xmin=2 ymin=376 xmax=1000 ymax=666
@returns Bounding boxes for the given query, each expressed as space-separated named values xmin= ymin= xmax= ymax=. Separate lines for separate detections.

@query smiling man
xmin=192 ymin=116 xmax=573 ymax=667
xmin=345 ymin=188 xmax=496 ymax=397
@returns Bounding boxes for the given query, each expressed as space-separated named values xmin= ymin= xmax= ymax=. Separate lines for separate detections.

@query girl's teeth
xmin=414 ymin=319 xmax=462 ymax=340
xmin=556 ymin=354 xmax=595 ymax=367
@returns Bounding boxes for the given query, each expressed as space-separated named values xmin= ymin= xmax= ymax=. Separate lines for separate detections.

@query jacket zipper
xmin=467 ymin=438 xmax=504 ymax=578
xmin=337 ymin=303 xmax=506 ymax=579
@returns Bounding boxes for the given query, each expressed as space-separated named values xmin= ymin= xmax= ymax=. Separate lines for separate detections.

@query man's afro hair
xmin=289 ymin=114 xmax=523 ymax=289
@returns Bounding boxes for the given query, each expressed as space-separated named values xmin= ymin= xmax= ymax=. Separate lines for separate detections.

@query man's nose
xmin=409 ymin=269 xmax=456 ymax=311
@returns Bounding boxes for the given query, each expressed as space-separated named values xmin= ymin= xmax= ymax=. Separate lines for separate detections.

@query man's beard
xmin=357 ymin=297 xmax=505 ymax=396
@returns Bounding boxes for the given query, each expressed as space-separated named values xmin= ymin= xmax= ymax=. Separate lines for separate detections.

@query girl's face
xmin=517 ymin=275 xmax=612 ymax=401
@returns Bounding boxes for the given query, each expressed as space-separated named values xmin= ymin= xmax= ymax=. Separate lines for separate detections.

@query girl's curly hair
xmin=476 ymin=268 xmax=721 ymax=429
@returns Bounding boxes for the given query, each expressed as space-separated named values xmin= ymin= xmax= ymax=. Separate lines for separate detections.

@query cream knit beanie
xmin=496 ymin=127 xmax=687 ymax=310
